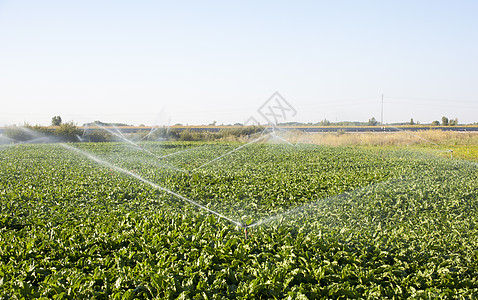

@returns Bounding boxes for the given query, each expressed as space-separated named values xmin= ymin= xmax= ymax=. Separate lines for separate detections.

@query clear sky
xmin=1 ymin=1 xmax=477 ymax=126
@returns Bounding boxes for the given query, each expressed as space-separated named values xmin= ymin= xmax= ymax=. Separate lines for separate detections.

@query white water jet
xmin=193 ymin=133 xmax=272 ymax=171
xmin=388 ymin=126 xmax=440 ymax=146
xmin=270 ymin=134 xmax=294 ymax=146
xmin=96 ymin=124 xmax=143 ymax=151
xmin=111 ymin=124 xmax=127 ymax=140
xmin=82 ymin=124 xmax=89 ymax=137
xmin=19 ymin=136 xmax=58 ymax=144
xmin=60 ymin=143 xmax=243 ymax=227
xmin=247 ymin=193 xmax=347 ymax=228
xmin=140 ymin=126 xmax=161 ymax=141
xmin=95 ymin=124 xmax=188 ymax=172
xmin=157 ymin=145 xmax=205 ymax=159
xmin=0 ymin=135 xmax=15 ymax=144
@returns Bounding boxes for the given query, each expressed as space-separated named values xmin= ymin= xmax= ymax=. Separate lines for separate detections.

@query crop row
xmin=0 ymin=142 xmax=477 ymax=298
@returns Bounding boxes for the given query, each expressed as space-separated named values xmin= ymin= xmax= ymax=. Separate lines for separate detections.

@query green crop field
xmin=1 ymin=141 xmax=478 ymax=299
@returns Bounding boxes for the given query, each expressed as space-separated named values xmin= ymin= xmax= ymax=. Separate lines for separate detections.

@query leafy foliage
xmin=51 ymin=116 xmax=62 ymax=126
xmin=1 ymin=142 xmax=478 ymax=298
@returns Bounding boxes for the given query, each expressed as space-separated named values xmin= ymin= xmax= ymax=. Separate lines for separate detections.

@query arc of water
xmin=140 ymin=126 xmax=160 ymax=141
xmin=388 ymin=126 xmax=457 ymax=157
xmin=60 ymin=143 xmax=243 ymax=227
xmin=19 ymin=136 xmax=57 ymax=144
xmin=192 ymin=133 xmax=272 ymax=171
xmin=157 ymin=145 xmax=206 ymax=159
xmin=96 ymin=124 xmax=187 ymax=173
xmin=271 ymin=134 xmax=294 ymax=146
xmin=387 ymin=126 xmax=441 ymax=146
xmin=82 ymin=124 xmax=88 ymax=137
xmin=247 ymin=176 xmax=404 ymax=228
xmin=111 ymin=125 xmax=129 ymax=140
xmin=0 ymin=134 xmax=16 ymax=144
xmin=248 ymin=149 xmax=478 ymax=229
xmin=17 ymin=126 xmax=44 ymax=141
xmin=247 ymin=196 xmax=333 ymax=228
xmin=96 ymin=124 xmax=143 ymax=151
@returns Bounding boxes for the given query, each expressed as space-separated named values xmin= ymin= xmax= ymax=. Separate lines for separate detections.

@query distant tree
xmin=51 ymin=116 xmax=62 ymax=126
xmin=179 ymin=129 xmax=197 ymax=141
xmin=431 ymin=120 xmax=440 ymax=126
xmin=93 ymin=120 xmax=107 ymax=126
xmin=368 ymin=117 xmax=378 ymax=126
xmin=410 ymin=118 xmax=415 ymax=125
xmin=320 ymin=119 xmax=331 ymax=126
xmin=449 ymin=118 xmax=458 ymax=126
xmin=441 ymin=116 xmax=449 ymax=126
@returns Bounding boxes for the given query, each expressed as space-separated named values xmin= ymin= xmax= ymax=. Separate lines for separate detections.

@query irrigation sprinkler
xmin=242 ymin=223 xmax=249 ymax=239
xmin=435 ymin=149 xmax=454 ymax=159
xmin=59 ymin=143 xmax=244 ymax=228
xmin=388 ymin=126 xmax=440 ymax=146
xmin=192 ymin=133 xmax=271 ymax=171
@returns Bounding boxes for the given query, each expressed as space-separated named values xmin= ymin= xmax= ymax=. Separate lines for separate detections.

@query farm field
xmin=1 ymin=140 xmax=478 ymax=298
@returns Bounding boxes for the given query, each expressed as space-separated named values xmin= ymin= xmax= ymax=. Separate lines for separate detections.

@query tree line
xmin=3 ymin=114 xmax=467 ymax=144
xmin=286 ymin=116 xmax=460 ymax=127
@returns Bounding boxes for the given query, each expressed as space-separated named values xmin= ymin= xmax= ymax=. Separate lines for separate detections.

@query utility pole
xmin=381 ymin=94 xmax=384 ymax=126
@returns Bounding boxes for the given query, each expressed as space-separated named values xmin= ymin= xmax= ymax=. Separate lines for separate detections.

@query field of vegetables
xmin=1 ymin=141 xmax=478 ymax=298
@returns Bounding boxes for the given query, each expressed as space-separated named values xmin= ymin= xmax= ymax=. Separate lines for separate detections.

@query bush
xmin=179 ymin=129 xmax=200 ymax=141
xmin=56 ymin=122 xmax=83 ymax=142
xmin=4 ymin=123 xmax=84 ymax=143
xmin=4 ymin=126 xmax=31 ymax=142
xmin=81 ymin=130 xmax=112 ymax=142
xmin=218 ymin=126 xmax=264 ymax=139
xmin=4 ymin=125 xmax=52 ymax=142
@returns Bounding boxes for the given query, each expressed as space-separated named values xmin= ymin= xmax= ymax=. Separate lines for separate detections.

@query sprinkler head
xmin=242 ymin=223 xmax=248 ymax=239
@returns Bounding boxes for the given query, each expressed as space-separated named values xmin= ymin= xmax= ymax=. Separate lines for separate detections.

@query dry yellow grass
xmin=279 ymin=130 xmax=478 ymax=147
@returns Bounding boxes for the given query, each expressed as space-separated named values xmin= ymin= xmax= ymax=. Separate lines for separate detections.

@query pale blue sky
xmin=1 ymin=1 xmax=477 ymax=126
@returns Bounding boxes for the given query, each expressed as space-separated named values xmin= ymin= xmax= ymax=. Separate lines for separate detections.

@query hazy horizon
xmin=1 ymin=1 xmax=477 ymax=126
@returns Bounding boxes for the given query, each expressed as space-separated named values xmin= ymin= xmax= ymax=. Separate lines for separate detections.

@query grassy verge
xmin=282 ymin=130 xmax=478 ymax=162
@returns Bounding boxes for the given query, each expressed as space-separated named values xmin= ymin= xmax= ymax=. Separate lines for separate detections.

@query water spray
xmin=192 ymin=133 xmax=272 ymax=171
xmin=384 ymin=126 xmax=458 ymax=160
xmin=95 ymin=124 xmax=188 ymax=173
xmin=111 ymin=124 xmax=128 ymax=140
xmin=140 ymin=126 xmax=159 ymax=141
xmin=271 ymin=134 xmax=294 ymax=146
xmin=388 ymin=126 xmax=440 ymax=146
xmin=157 ymin=145 xmax=204 ymax=159
xmin=59 ymin=143 xmax=244 ymax=228
xmin=96 ymin=124 xmax=144 ymax=151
